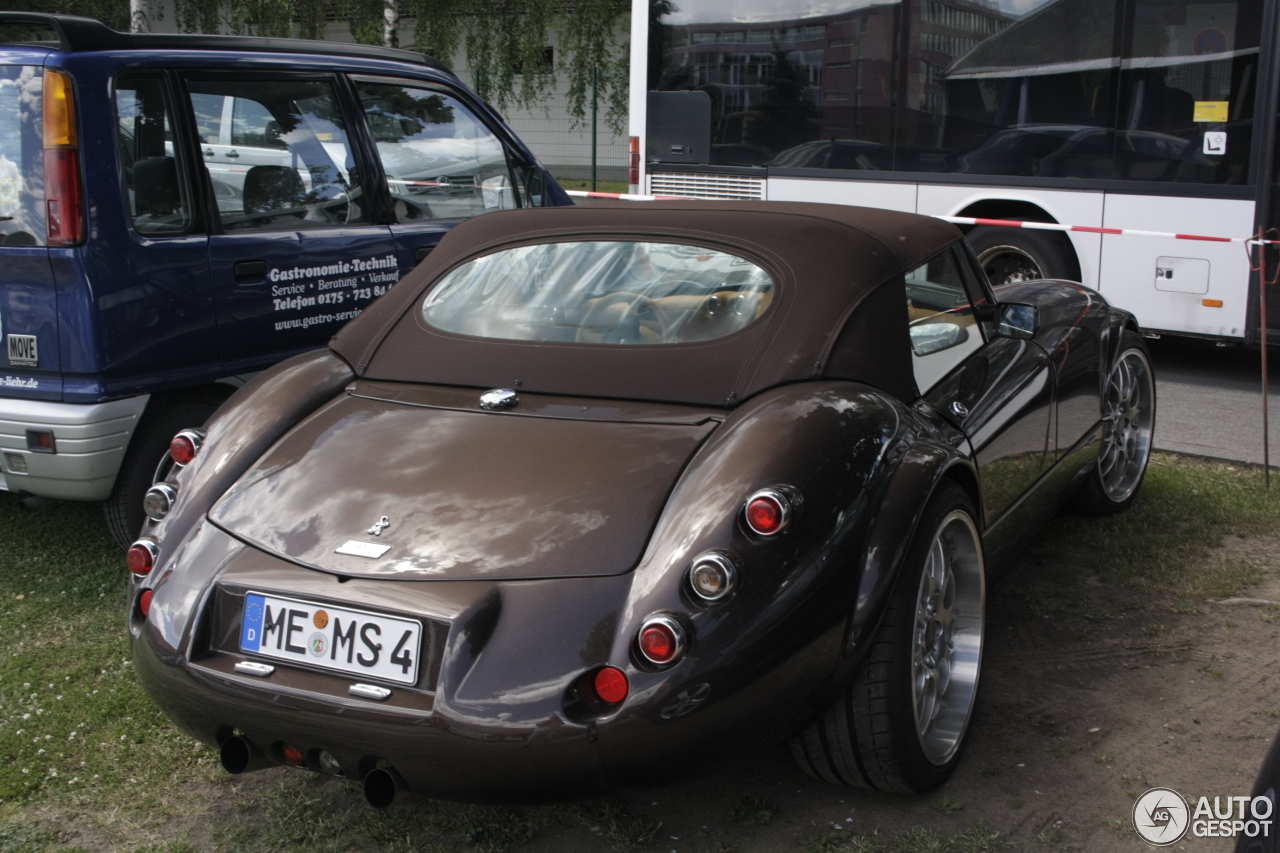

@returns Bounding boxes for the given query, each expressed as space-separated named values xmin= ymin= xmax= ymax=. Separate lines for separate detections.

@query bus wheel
xmin=966 ymin=226 xmax=1077 ymax=284
xmin=104 ymin=396 xmax=223 ymax=550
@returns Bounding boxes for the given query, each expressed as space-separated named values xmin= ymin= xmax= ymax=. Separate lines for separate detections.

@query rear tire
xmin=104 ymin=396 xmax=223 ymax=550
xmin=1071 ymin=330 xmax=1155 ymax=516
xmin=967 ymin=226 xmax=1078 ymax=284
xmin=790 ymin=480 xmax=986 ymax=792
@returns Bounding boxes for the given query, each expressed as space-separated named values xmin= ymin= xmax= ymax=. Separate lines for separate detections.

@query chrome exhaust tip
xmin=363 ymin=766 xmax=413 ymax=809
xmin=219 ymin=734 xmax=273 ymax=775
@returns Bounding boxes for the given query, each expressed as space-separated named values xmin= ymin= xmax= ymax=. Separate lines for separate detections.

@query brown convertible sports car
xmin=127 ymin=201 xmax=1155 ymax=805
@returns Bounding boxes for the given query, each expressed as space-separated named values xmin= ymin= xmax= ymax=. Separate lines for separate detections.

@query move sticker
xmin=1194 ymin=101 xmax=1229 ymax=122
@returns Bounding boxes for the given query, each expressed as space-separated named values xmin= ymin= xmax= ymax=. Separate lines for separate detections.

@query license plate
xmin=239 ymin=592 xmax=421 ymax=685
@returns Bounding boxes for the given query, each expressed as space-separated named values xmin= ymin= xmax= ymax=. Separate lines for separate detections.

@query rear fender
xmin=605 ymin=382 xmax=944 ymax=746
xmin=137 ymin=350 xmax=354 ymax=576
xmin=845 ymin=451 xmax=978 ymax=657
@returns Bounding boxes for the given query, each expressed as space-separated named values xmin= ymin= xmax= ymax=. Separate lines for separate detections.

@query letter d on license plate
xmin=240 ymin=592 xmax=421 ymax=685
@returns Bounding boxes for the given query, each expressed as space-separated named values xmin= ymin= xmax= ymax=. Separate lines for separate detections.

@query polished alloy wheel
xmin=1099 ymin=347 xmax=1155 ymax=502
xmin=911 ymin=509 xmax=985 ymax=766
xmin=977 ymin=245 xmax=1043 ymax=285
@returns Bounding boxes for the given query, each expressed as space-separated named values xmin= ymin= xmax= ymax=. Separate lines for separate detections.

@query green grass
xmin=553 ymin=178 xmax=630 ymax=194
xmin=1025 ymin=454 xmax=1280 ymax=600
xmin=0 ymin=452 xmax=1276 ymax=848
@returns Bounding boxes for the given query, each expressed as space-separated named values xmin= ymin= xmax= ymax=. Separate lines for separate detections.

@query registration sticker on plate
xmin=239 ymin=592 xmax=421 ymax=685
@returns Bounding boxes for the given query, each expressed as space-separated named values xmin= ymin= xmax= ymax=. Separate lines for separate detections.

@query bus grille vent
xmin=647 ymin=172 xmax=766 ymax=200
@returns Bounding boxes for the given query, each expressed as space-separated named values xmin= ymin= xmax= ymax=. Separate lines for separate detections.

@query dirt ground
xmin=556 ymin=533 xmax=1280 ymax=853
xmin=50 ymin=527 xmax=1272 ymax=853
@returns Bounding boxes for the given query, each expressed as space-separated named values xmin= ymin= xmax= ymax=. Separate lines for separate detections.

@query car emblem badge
xmin=367 ymin=515 xmax=391 ymax=536
xmin=480 ymin=388 xmax=519 ymax=410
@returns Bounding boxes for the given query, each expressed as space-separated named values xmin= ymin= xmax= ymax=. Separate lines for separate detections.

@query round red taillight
xmin=594 ymin=667 xmax=629 ymax=704
xmin=637 ymin=615 xmax=686 ymax=665
xmin=126 ymin=539 xmax=158 ymax=576
xmin=170 ymin=435 xmax=197 ymax=465
xmin=280 ymin=743 xmax=306 ymax=767
xmin=138 ymin=589 xmax=153 ymax=618
xmin=743 ymin=487 xmax=794 ymax=536
xmin=169 ymin=429 xmax=204 ymax=466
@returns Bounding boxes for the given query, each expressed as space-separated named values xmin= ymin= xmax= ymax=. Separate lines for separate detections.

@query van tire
xmin=104 ymin=397 xmax=223 ymax=550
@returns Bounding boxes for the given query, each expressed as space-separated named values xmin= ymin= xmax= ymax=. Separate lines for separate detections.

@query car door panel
xmin=925 ymin=336 xmax=1054 ymax=528
xmin=995 ymin=279 xmax=1107 ymax=459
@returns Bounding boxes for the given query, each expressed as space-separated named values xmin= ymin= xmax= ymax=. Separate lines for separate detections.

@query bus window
xmin=1115 ymin=0 xmax=1260 ymax=185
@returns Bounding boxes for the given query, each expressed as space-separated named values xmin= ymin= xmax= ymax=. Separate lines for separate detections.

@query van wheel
xmin=104 ymin=397 xmax=222 ymax=550
xmin=790 ymin=481 xmax=985 ymax=792
xmin=967 ymin=226 xmax=1078 ymax=284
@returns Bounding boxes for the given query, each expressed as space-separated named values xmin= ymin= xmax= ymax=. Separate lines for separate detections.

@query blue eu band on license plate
xmin=239 ymin=592 xmax=422 ymax=685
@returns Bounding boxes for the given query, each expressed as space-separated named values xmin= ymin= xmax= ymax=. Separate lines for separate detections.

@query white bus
xmin=628 ymin=0 xmax=1280 ymax=342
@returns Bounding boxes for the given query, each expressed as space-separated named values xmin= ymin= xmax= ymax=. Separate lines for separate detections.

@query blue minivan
xmin=0 ymin=13 xmax=570 ymax=546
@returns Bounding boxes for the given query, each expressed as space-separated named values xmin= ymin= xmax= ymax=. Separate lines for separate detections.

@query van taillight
xmin=42 ymin=69 xmax=83 ymax=247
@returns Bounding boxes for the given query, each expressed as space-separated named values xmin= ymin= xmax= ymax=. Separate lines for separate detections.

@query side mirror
xmin=996 ymin=303 xmax=1038 ymax=339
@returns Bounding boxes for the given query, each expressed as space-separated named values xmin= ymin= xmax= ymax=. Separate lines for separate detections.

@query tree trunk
xmin=382 ymin=0 xmax=399 ymax=48
xmin=130 ymin=0 xmax=149 ymax=32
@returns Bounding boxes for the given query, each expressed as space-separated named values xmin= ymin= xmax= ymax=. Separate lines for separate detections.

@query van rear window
xmin=0 ymin=65 xmax=45 ymax=247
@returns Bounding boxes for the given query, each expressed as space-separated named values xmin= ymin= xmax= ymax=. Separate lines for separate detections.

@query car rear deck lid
xmin=208 ymin=389 xmax=717 ymax=580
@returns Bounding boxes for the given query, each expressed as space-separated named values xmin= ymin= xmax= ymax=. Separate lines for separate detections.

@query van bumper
xmin=0 ymin=395 xmax=150 ymax=500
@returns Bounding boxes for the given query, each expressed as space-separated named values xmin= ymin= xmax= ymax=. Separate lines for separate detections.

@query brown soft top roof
xmin=331 ymin=200 xmax=961 ymax=406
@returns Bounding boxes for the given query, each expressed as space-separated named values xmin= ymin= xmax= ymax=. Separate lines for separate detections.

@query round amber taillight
xmin=142 ymin=482 xmax=177 ymax=521
xmin=594 ymin=667 xmax=629 ymax=704
xmin=689 ymin=552 xmax=737 ymax=601
xmin=138 ymin=589 xmax=153 ymax=618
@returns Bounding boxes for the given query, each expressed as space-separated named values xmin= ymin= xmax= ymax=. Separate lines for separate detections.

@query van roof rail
xmin=0 ymin=12 xmax=450 ymax=72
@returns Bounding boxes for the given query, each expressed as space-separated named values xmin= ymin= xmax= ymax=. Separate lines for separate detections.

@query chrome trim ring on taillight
xmin=142 ymin=481 xmax=178 ymax=521
xmin=742 ymin=486 xmax=793 ymax=536
xmin=687 ymin=551 xmax=738 ymax=601
xmin=637 ymin=613 xmax=687 ymax=665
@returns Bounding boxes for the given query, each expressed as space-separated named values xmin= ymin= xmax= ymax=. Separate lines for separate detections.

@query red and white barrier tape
xmin=565 ymin=190 xmax=1280 ymax=246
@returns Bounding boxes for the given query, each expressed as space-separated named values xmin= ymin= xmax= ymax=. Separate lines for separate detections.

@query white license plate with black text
xmin=239 ymin=592 xmax=421 ymax=685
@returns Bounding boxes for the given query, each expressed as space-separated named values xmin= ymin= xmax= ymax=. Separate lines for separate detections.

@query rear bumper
xmin=0 ymin=395 xmax=150 ymax=500
xmin=131 ymin=522 xmax=829 ymax=801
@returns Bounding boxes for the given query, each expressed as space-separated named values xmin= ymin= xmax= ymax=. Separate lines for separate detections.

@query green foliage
xmin=2 ymin=0 xmax=129 ymax=30
xmin=5 ymin=0 xmax=629 ymax=132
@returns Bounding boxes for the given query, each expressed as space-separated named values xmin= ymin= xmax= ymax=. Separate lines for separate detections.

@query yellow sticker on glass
xmin=316 ymin=132 xmax=334 ymax=141
xmin=1193 ymin=101 xmax=1229 ymax=122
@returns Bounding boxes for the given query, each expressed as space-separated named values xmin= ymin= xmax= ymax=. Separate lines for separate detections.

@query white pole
xmin=627 ymin=0 xmax=649 ymax=194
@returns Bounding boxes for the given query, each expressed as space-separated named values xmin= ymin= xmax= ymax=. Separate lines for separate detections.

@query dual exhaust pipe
xmin=219 ymin=734 xmax=412 ymax=809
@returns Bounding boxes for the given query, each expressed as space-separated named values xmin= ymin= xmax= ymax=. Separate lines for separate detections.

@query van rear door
xmin=1 ymin=63 xmax=60 ymax=402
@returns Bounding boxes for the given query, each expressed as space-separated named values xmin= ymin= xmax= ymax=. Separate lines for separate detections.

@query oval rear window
xmin=421 ymin=241 xmax=774 ymax=345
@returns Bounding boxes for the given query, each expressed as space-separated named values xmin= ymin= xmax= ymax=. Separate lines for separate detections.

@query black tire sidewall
xmin=967 ymin=225 xmax=1077 ymax=282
